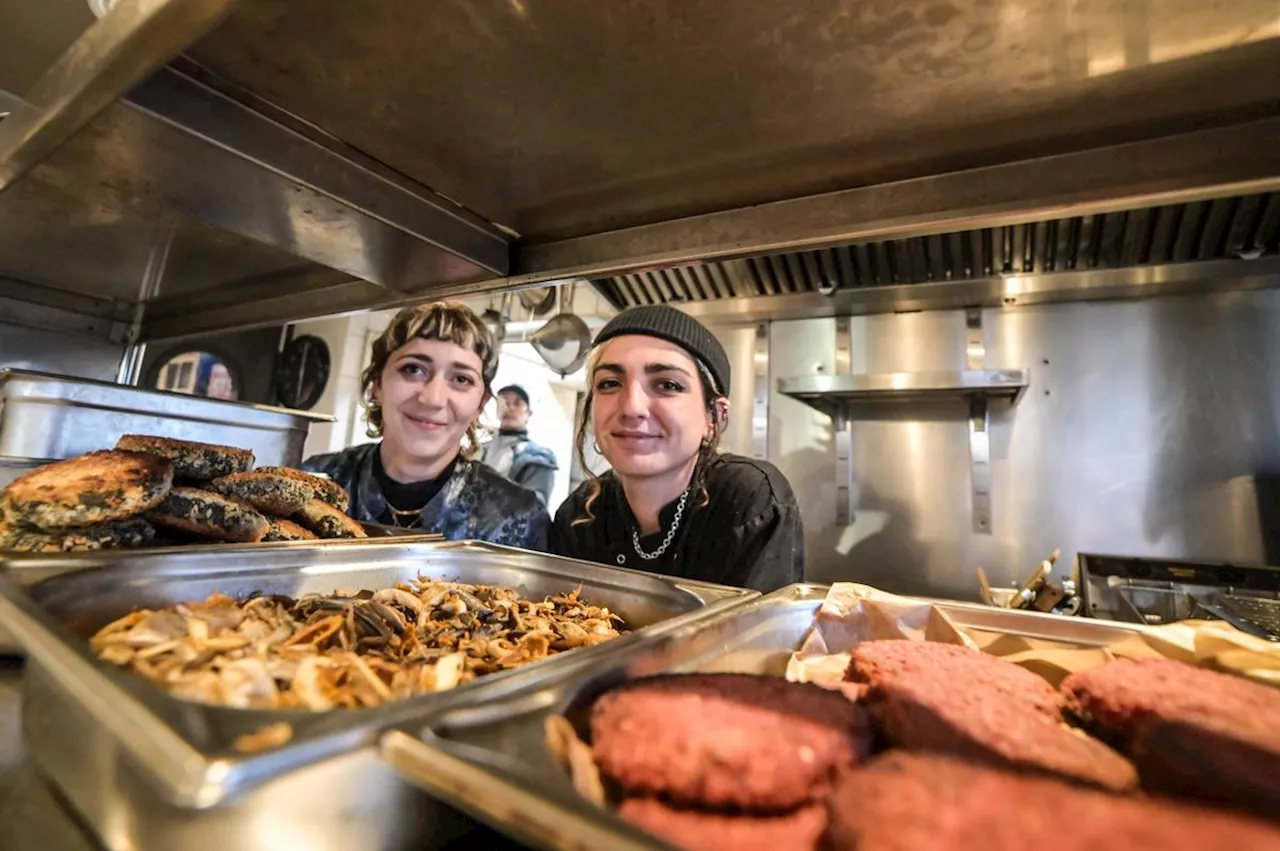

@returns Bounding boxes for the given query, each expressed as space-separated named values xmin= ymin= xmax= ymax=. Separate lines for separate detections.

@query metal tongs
xmin=978 ymin=549 xmax=1080 ymax=614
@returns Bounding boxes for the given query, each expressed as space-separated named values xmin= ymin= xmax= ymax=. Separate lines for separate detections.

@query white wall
xmin=485 ymin=342 xmax=579 ymax=510
xmin=289 ymin=313 xmax=376 ymax=461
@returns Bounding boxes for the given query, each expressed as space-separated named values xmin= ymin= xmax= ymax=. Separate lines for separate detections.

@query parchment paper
xmin=785 ymin=583 xmax=1280 ymax=688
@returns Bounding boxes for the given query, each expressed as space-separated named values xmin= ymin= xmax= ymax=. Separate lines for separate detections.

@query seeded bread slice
xmin=115 ymin=434 xmax=253 ymax=481
xmin=262 ymin=517 xmax=318 ymax=542
xmin=146 ymin=487 xmax=269 ymax=543
xmin=254 ymin=467 xmax=349 ymax=513
xmin=208 ymin=471 xmax=313 ymax=516
xmin=293 ymin=499 xmax=366 ymax=539
xmin=3 ymin=450 xmax=173 ymax=530
xmin=0 ymin=517 xmax=156 ymax=553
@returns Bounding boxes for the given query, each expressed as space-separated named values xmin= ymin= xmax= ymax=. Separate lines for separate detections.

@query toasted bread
xmin=115 ymin=435 xmax=254 ymax=482
xmin=0 ymin=517 xmax=156 ymax=553
xmin=262 ymin=517 xmax=318 ymax=542
xmin=293 ymin=499 xmax=366 ymax=539
xmin=3 ymin=450 xmax=173 ymax=530
xmin=208 ymin=471 xmax=313 ymax=516
xmin=255 ymin=467 xmax=349 ymax=512
xmin=146 ymin=487 xmax=269 ymax=543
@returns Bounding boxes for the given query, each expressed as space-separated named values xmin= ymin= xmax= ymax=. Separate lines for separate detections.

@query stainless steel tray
xmin=0 ymin=525 xmax=445 ymax=654
xmin=0 ymin=521 xmax=442 ymax=572
xmin=383 ymin=583 xmax=1152 ymax=851
xmin=0 ymin=455 xmax=45 ymax=489
xmin=0 ymin=369 xmax=333 ymax=466
xmin=0 ymin=541 xmax=753 ymax=851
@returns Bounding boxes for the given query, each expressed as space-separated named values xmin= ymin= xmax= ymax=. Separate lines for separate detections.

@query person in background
xmin=303 ymin=302 xmax=549 ymax=549
xmin=481 ymin=384 xmax=558 ymax=506
xmin=549 ymin=304 xmax=803 ymax=592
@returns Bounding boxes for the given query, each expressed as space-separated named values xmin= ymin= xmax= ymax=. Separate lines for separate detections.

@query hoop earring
xmin=592 ymin=440 xmax=602 ymax=454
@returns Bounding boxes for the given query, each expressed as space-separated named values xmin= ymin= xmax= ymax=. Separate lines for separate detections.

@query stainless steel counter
xmin=0 ymin=660 xmax=532 ymax=851
xmin=0 ymin=661 xmax=98 ymax=851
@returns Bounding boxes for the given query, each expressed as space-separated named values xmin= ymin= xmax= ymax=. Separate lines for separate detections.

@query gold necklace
xmin=385 ymin=502 xmax=422 ymax=528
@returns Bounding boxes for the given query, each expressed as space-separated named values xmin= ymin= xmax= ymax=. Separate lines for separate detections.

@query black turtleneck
xmin=373 ymin=449 xmax=458 ymax=520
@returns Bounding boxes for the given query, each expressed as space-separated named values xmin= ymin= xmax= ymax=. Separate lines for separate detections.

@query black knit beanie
xmin=592 ymin=305 xmax=731 ymax=396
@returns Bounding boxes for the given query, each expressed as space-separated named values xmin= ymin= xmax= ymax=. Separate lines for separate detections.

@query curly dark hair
xmin=361 ymin=302 xmax=497 ymax=458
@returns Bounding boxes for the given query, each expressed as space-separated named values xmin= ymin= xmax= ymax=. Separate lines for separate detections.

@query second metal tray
xmin=0 ymin=540 xmax=753 ymax=851
xmin=384 ymin=583 xmax=1152 ymax=851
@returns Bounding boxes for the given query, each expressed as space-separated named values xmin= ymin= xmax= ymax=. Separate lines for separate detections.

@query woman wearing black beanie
xmin=550 ymin=305 xmax=803 ymax=592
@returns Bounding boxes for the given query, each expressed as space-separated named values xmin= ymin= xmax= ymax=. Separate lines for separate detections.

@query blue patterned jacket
xmin=303 ymin=442 xmax=549 ymax=550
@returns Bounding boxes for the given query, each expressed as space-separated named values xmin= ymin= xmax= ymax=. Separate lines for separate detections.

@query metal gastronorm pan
xmin=0 ymin=541 xmax=753 ymax=851
xmin=0 ymin=524 xmax=444 ymax=654
xmin=382 ymin=583 xmax=1154 ymax=851
xmin=0 ymin=368 xmax=333 ymax=467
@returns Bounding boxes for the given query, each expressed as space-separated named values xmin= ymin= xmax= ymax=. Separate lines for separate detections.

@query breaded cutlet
xmin=115 ymin=435 xmax=253 ymax=481
xmin=262 ymin=517 xmax=318 ymax=542
xmin=293 ymin=499 xmax=366 ymax=539
xmin=0 ymin=517 xmax=156 ymax=553
xmin=208 ymin=471 xmax=313 ymax=516
xmin=146 ymin=487 xmax=269 ymax=543
xmin=3 ymin=450 xmax=173 ymax=530
xmin=254 ymin=467 xmax=349 ymax=512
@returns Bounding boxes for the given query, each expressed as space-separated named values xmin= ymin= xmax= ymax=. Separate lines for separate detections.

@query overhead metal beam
xmin=138 ymin=268 xmax=527 ymax=342
xmin=0 ymin=0 xmax=235 ymax=192
xmin=0 ymin=3 xmax=511 ymax=308
xmin=0 ymin=290 xmax=127 ymax=342
xmin=0 ymin=275 xmax=129 ymax=323
xmin=124 ymin=62 xmax=511 ymax=280
xmin=0 ymin=88 xmax=23 ymax=118
xmin=515 ymin=119 xmax=1280 ymax=284
xmin=671 ymin=257 xmax=1280 ymax=325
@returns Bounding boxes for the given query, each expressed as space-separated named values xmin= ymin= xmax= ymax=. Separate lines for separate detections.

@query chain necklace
xmin=385 ymin=502 xmax=422 ymax=528
xmin=631 ymin=488 xmax=690 ymax=561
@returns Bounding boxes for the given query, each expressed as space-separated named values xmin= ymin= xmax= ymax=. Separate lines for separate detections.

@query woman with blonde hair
xmin=550 ymin=305 xmax=802 ymax=591
xmin=304 ymin=302 xmax=548 ymax=548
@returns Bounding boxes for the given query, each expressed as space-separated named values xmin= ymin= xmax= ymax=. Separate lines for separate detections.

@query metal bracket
xmin=834 ymin=316 xmax=855 ymax=526
xmin=117 ymin=224 xmax=173 ymax=384
xmin=969 ymin=397 xmax=992 ymax=534
xmin=0 ymin=0 xmax=236 ymax=192
xmin=966 ymin=308 xmax=993 ymax=534
xmin=965 ymin=308 xmax=984 ymax=370
xmin=751 ymin=323 xmax=769 ymax=460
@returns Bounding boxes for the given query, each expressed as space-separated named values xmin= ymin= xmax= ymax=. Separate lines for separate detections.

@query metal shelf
xmin=778 ymin=369 xmax=1028 ymax=417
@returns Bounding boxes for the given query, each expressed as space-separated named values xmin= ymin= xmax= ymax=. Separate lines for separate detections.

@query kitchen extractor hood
xmin=590 ymin=192 xmax=1280 ymax=321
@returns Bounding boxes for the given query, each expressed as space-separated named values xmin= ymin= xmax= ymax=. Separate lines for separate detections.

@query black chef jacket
xmin=550 ymin=453 xmax=803 ymax=593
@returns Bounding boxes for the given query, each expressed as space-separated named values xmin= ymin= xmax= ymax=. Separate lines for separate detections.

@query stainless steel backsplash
xmin=711 ymin=287 xmax=1280 ymax=601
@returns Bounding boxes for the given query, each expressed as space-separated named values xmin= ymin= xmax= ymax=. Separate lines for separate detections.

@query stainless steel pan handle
xmin=380 ymin=729 xmax=664 ymax=851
